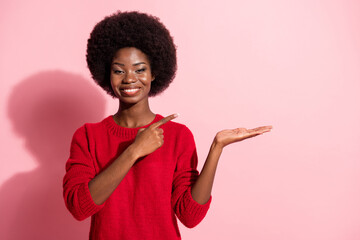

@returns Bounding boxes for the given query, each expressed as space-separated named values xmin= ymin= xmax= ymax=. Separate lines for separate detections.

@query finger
xmin=151 ymin=113 xmax=178 ymax=129
xmin=137 ymin=128 xmax=146 ymax=133
xmin=157 ymin=138 xmax=164 ymax=146
xmin=250 ymin=125 xmax=272 ymax=134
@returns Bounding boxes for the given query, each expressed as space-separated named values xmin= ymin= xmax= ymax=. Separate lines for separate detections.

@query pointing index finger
xmin=151 ymin=113 xmax=179 ymax=128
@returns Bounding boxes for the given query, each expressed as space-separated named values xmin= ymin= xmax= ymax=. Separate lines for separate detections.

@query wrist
xmin=124 ymin=144 xmax=140 ymax=164
xmin=211 ymin=139 xmax=224 ymax=152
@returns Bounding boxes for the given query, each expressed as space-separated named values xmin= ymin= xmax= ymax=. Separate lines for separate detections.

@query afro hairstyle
xmin=86 ymin=11 xmax=177 ymax=97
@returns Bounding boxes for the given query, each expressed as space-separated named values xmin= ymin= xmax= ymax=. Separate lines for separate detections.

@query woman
xmin=63 ymin=11 xmax=272 ymax=240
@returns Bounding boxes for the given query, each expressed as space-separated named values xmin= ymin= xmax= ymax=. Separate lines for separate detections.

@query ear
xmin=151 ymin=75 xmax=155 ymax=82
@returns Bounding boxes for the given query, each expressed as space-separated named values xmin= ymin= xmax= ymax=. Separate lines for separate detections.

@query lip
xmin=120 ymin=87 xmax=141 ymax=97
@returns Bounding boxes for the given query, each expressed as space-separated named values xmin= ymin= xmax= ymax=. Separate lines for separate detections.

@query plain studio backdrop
xmin=0 ymin=0 xmax=359 ymax=239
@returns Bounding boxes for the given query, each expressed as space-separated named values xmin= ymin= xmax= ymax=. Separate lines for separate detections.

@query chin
xmin=120 ymin=95 xmax=149 ymax=105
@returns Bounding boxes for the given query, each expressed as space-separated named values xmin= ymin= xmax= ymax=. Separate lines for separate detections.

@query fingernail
xmin=174 ymin=113 xmax=179 ymax=117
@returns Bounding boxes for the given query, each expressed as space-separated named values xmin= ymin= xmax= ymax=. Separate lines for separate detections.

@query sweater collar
xmin=103 ymin=114 xmax=163 ymax=138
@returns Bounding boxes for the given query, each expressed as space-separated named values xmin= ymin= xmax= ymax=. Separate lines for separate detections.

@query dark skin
xmin=88 ymin=47 xmax=273 ymax=205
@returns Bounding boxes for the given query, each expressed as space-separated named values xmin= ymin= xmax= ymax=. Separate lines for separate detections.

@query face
xmin=110 ymin=47 xmax=154 ymax=105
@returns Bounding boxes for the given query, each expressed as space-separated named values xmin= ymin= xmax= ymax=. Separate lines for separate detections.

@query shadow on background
xmin=1 ymin=70 xmax=106 ymax=239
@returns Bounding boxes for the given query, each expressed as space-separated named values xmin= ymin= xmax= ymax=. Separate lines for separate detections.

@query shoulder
xmin=159 ymin=116 xmax=198 ymax=155
xmin=159 ymin=115 xmax=195 ymax=140
xmin=159 ymin=114 xmax=190 ymax=131
xmin=72 ymin=116 xmax=112 ymax=139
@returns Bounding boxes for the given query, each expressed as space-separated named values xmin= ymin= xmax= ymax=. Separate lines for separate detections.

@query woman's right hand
xmin=88 ymin=115 xmax=177 ymax=205
xmin=131 ymin=114 xmax=178 ymax=159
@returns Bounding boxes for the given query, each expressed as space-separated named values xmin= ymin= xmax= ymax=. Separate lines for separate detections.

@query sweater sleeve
xmin=171 ymin=125 xmax=212 ymax=228
xmin=63 ymin=125 xmax=105 ymax=221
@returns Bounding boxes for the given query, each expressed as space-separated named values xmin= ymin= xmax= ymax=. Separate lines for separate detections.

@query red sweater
xmin=63 ymin=115 xmax=211 ymax=239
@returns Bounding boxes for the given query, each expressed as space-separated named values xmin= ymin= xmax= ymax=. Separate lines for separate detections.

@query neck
xmin=114 ymin=98 xmax=155 ymax=128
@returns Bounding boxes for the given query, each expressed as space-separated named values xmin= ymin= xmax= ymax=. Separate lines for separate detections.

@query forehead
xmin=112 ymin=47 xmax=150 ymax=63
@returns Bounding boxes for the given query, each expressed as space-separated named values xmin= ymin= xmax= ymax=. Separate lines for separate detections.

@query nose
xmin=123 ymin=71 xmax=136 ymax=83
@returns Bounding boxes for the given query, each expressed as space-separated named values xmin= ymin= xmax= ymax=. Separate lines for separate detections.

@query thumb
xmin=137 ymin=128 xmax=146 ymax=134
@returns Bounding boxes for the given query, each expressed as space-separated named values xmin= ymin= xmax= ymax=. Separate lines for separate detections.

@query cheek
xmin=139 ymin=75 xmax=152 ymax=87
xmin=110 ymin=76 xmax=121 ymax=95
xmin=110 ymin=73 xmax=120 ymax=85
xmin=110 ymin=77 xmax=116 ymax=89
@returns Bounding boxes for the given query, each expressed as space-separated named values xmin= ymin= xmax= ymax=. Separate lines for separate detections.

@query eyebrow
xmin=113 ymin=62 xmax=147 ymax=66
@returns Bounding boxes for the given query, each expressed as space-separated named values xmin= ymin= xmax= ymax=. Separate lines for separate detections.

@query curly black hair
xmin=86 ymin=11 xmax=177 ymax=97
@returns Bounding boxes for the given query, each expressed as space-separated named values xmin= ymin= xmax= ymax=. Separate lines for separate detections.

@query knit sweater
xmin=63 ymin=114 xmax=211 ymax=240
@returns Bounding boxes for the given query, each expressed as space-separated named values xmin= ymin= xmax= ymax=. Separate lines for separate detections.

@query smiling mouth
xmin=120 ymin=87 xmax=141 ymax=96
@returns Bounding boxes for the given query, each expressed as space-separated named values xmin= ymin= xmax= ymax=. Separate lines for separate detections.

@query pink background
xmin=1 ymin=0 xmax=360 ymax=239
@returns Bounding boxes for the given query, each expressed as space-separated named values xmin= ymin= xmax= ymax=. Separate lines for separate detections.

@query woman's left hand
xmin=214 ymin=125 xmax=273 ymax=148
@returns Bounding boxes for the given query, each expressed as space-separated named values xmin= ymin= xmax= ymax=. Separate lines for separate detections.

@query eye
xmin=135 ymin=68 xmax=146 ymax=74
xmin=113 ymin=69 xmax=124 ymax=74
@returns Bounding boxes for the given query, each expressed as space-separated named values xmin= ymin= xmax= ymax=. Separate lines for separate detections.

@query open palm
xmin=215 ymin=126 xmax=272 ymax=148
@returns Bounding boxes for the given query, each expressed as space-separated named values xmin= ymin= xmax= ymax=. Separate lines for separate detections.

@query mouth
xmin=120 ymin=87 xmax=141 ymax=96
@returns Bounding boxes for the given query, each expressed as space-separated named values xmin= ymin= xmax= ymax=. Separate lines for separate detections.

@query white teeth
xmin=123 ymin=88 xmax=139 ymax=93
